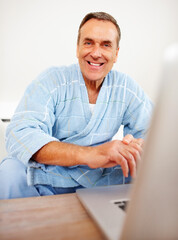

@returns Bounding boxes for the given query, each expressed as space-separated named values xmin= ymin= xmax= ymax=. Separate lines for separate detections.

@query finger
xmin=128 ymin=154 xmax=136 ymax=178
xmin=133 ymin=138 xmax=144 ymax=147
xmin=121 ymin=150 xmax=136 ymax=178
xmin=117 ymin=155 xmax=129 ymax=178
xmin=122 ymin=134 xmax=134 ymax=145
xmin=128 ymin=143 xmax=142 ymax=167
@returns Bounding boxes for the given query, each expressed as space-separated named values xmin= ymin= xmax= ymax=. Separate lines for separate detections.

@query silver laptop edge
xmin=77 ymin=184 xmax=131 ymax=240
xmin=120 ymin=43 xmax=178 ymax=240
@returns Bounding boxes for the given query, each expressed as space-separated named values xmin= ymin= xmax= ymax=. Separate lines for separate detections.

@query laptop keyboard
xmin=113 ymin=200 xmax=129 ymax=211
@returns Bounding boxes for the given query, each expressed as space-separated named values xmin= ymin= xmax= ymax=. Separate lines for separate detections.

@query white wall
xmin=0 ymin=0 xmax=178 ymax=117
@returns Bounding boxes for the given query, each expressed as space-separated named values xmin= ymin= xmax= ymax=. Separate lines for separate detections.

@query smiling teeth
xmin=90 ymin=62 xmax=101 ymax=66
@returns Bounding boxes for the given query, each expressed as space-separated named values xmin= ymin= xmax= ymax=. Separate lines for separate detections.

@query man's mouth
xmin=87 ymin=61 xmax=104 ymax=67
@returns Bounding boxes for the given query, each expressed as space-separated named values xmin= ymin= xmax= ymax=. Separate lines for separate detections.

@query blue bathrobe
xmin=5 ymin=64 xmax=152 ymax=188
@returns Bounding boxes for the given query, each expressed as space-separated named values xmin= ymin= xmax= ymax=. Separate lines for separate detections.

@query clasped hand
xmin=87 ymin=135 xmax=144 ymax=178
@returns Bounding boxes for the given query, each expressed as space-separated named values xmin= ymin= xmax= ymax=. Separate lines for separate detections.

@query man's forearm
xmin=32 ymin=141 xmax=91 ymax=166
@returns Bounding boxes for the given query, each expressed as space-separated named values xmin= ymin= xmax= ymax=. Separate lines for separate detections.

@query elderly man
xmin=0 ymin=12 xmax=152 ymax=199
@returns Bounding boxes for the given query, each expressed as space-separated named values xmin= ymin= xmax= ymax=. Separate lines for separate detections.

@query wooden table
xmin=0 ymin=193 xmax=104 ymax=240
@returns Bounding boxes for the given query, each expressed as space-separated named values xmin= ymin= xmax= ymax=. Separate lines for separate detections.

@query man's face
xmin=77 ymin=19 xmax=119 ymax=85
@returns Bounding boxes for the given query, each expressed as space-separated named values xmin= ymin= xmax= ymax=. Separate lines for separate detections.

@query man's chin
xmin=83 ymin=75 xmax=104 ymax=83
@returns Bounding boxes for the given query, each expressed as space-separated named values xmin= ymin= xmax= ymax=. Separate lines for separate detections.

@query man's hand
xmin=84 ymin=136 xmax=143 ymax=178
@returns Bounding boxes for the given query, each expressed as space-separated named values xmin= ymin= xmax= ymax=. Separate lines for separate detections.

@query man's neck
xmin=84 ymin=79 xmax=104 ymax=104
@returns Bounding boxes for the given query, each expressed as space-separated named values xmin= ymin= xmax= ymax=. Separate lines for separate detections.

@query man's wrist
xmin=77 ymin=146 xmax=94 ymax=166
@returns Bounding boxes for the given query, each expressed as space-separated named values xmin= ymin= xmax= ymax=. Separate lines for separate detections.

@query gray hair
xmin=77 ymin=12 xmax=121 ymax=47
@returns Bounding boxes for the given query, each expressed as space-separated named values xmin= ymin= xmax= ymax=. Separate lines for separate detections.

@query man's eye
xmin=104 ymin=43 xmax=111 ymax=47
xmin=85 ymin=42 xmax=91 ymax=45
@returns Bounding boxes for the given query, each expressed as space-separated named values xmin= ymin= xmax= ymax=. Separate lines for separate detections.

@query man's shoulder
xmin=33 ymin=64 xmax=79 ymax=85
xmin=39 ymin=64 xmax=79 ymax=78
xmin=108 ymin=69 xmax=137 ymax=88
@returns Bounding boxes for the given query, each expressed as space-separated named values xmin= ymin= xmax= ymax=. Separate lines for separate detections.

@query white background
xmin=0 ymin=0 xmax=178 ymax=118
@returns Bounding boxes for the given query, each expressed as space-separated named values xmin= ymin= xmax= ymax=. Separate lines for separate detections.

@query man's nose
xmin=90 ymin=45 xmax=102 ymax=58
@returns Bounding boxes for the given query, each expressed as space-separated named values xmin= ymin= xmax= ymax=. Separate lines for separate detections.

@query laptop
xmin=76 ymin=43 xmax=178 ymax=240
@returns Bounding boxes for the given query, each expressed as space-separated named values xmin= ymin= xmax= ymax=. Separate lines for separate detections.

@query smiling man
xmin=77 ymin=18 xmax=119 ymax=90
xmin=0 ymin=12 xmax=152 ymax=199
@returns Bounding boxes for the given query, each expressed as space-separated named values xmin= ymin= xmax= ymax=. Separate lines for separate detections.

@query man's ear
xmin=114 ymin=47 xmax=119 ymax=63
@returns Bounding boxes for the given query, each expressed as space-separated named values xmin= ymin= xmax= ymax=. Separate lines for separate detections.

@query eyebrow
xmin=103 ymin=40 xmax=112 ymax=45
xmin=83 ymin=38 xmax=93 ymax=42
xmin=83 ymin=38 xmax=113 ymax=45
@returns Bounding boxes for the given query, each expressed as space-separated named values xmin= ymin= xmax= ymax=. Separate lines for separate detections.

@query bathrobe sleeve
xmin=122 ymin=75 xmax=153 ymax=139
xmin=5 ymin=68 xmax=60 ymax=166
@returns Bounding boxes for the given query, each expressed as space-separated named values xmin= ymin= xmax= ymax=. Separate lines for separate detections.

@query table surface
xmin=0 ymin=193 xmax=104 ymax=240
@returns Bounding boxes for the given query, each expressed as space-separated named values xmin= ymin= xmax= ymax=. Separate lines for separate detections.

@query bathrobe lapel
xmin=63 ymin=67 xmax=111 ymax=144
